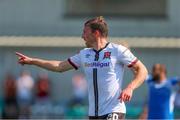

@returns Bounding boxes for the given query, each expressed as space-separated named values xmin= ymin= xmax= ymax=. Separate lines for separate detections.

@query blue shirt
xmin=146 ymin=76 xmax=180 ymax=119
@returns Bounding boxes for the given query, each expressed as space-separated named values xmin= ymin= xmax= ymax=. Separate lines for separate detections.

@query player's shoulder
xmin=167 ymin=77 xmax=180 ymax=85
xmin=110 ymin=42 xmax=124 ymax=48
xmin=81 ymin=47 xmax=92 ymax=51
xmin=109 ymin=42 xmax=128 ymax=52
xmin=79 ymin=48 xmax=92 ymax=53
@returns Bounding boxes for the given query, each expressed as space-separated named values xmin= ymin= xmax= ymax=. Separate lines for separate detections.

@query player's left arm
xmin=119 ymin=60 xmax=148 ymax=102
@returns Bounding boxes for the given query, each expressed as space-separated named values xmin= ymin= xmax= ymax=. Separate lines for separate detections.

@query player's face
xmin=152 ymin=64 xmax=167 ymax=81
xmin=82 ymin=26 xmax=96 ymax=48
xmin=152 ymin=64 xmax=161 ymax=80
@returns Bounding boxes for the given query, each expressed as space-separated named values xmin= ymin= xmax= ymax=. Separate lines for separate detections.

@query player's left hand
xmin=118 ymin=87 xmax=133 ymax=102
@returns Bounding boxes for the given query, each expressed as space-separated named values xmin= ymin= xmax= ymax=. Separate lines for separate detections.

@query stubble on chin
xmin=86 ymin=45 xmax=91 ymax=48
xmin=85 ymin=42 xmax=91 ymax=48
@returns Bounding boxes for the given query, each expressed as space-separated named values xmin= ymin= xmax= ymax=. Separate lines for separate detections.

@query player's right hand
xmin=15 ymin=52 xmax=33 ymax=65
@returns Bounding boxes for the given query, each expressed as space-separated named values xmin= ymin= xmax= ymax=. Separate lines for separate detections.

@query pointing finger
xmin=15 ymin=52 xmax=26 ymax=58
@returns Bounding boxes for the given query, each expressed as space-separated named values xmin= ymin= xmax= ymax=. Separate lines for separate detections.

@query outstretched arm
xmin=15 ymin=52 xmax=74 ymax=72
xmin=171 ymin=77 xmax=180 ymax=86
xmin=119 ymin=60 xmax=148 ymax=102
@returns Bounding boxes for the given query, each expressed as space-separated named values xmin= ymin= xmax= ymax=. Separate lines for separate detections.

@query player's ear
xmin=94 ymin=30 xmax=101 ymax=37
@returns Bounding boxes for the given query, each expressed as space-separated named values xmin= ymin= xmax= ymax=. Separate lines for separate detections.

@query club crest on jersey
xmin=103 ymin=52 xmax=111 ymax=59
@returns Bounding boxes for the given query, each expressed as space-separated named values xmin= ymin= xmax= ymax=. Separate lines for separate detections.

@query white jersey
xmin=68 ymin=42 xmax=138 ymax=116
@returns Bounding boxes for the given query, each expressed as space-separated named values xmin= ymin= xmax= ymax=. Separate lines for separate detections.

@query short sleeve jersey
xmin=68 ymin=42 xmax=138 ymax=116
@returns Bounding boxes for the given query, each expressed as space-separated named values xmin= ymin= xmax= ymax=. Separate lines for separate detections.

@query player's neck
xmin=158 ymin=75 xmax=167 ymax=83
xmin=93 ymin=38 xmax=108 ymax=51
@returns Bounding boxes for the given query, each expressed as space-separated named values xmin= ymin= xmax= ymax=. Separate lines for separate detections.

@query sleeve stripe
xmin=68 ymin=58 xmax=78 ymax=70
xmin=122 ymin=48 xmax=129 ymax=54
xmin=128 ymin=58 xmax=138 ymax=68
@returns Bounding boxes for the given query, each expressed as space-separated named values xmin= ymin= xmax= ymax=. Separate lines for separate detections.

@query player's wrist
xmin=127 ymin=85 xmax=135 ymax=91
xmin=29 ymin=57 xmax=35 ymax=64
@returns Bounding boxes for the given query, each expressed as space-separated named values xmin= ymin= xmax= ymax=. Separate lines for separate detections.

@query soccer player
xmin=146 ymin=64 xmax=180 ymax=119
xmin=16 ymin=16 xmax=147 ymax=119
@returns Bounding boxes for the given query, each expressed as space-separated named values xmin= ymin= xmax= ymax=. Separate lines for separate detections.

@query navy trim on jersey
xmin=67 ymin=58 xmax=78 ymax=70
xmin=94 ymin=53 xmax=99 ymax=61
xmin=93 ymin=68 xmax=98 ymax=116
xmin=92 ymin=46 xmax=104 ymax=116
xmin=128 ymin=58 xmax=138 ymax=68
xmin=93 ymin=42 xmax=110 ymax=53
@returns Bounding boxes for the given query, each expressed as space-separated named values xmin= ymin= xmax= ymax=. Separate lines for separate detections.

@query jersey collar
xmin=92 ymin=42 xmax=110 ymax=53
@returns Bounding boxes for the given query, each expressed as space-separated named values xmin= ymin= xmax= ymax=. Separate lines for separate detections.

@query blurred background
xmin=0 ymin=0 xmax=180 ymax=119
